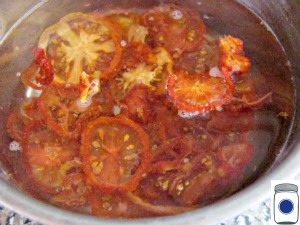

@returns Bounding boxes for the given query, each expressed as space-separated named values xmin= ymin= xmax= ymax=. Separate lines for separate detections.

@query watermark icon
xmin=272 ymin=181 xmax=300 ymax=224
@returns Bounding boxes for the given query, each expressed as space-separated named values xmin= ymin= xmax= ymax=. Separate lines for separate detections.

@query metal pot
xmin=0 ymin=0 xmax=299 ymax=224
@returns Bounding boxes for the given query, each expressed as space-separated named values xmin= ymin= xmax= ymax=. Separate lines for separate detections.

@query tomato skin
xmin=81 ymin=115 xmax=151 ymax=192
xmin=32 ymin=47 xmax=54 ymax=85
xmin=100 ymin=17 xmax=123 ymax=80
xmin=21 ymin=62 xmax=43 ymax=90
xmin=6 ymin=113 xmax=31 ymax=141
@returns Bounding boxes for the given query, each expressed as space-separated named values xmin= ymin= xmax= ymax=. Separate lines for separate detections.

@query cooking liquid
xmin=0 ymin=0 xmax=295 ymax=218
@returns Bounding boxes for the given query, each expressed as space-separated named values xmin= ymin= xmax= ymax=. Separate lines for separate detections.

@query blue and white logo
xmin=272 ymin=181 xmax=300 ymax=225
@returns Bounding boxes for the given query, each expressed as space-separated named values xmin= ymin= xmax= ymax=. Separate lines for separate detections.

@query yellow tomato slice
xmin=38 ymin=12 xmax=122 ymax=84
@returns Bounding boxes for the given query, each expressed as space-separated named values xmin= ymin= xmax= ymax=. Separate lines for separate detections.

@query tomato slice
xmin=167 ymin=68 xmax=234 ymax=113
xmin=121 ymin=42 xmax=157 ymax=69
xmin=152 ymin=138 xmax=192 ymax=173
xmin=22 ymin=121 xmax=81 ymax=194
xmin=103 ymin=11 xmax=148 ymax=44
xmin=81 ymin=115 xmax=151 ymax=192
xmin=174 ymin=38 xmax=221 ymax=75
xmin=119 ymin=84 xmax=153 ymax=123
xmin=110 ymin=44 xmax=170 ymax=99
xmin=38 ymin=84 xmax=104 ymax=139
xmin=32 ymin=47 xmax=54 ymax=86
xmin=219 ymin=36 xmax=250 ymax=74
xmin=38 ymin=12 xmax=122 ymax=83
xmin=142 ymin=4 xmax=206 ymax=54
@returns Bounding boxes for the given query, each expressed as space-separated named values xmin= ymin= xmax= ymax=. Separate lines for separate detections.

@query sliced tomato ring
xmin=38 ymin=84 xmax=103 ymax=139
xmin=22 ymin=121 xmax=81 ymax=193
xmin=142 ymin=4 xmax=206 ymax=54
xmin=81 ymin=115 xmax=151 ymax=192
xmin=167 ymin=68 xmax=234 ymax=113
xmin=38 ymin=12 xmax=122 ymax=83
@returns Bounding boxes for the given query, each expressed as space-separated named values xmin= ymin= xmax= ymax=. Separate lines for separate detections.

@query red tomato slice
xmin=38 ymin=12 xmax=122 ymax=83
xmin=22 ymin=121 xmax=81 ymax=194
xmin=121 ymin=42 xmax=157 ymax=69
xmin=167 ymin=68 xmax=234 ymax=113
xmin=81 ymin=115 xmax=151 ymax=192
xmin=38 ymin=84 xmax=103 ymax=139
xmin=142 ymin=4 xmax=206 ymax=54
xmin=174 ymin=38 xmax=221 ymax=75
xmin=219 ymin=36 xmax=250 ymax=74
xmin=119 ymin=84 xmax=154 ymax=123
xmin=32 ymin=47 xmax=54 ymax=86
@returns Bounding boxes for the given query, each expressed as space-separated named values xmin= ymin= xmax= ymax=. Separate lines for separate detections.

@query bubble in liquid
xmin=120 ymin=40 xmax=127 ymax=47
xmin=178 ymin=110 xmax=200 ymax=118
xmin=9 ymin=141 xmax=22 ymax=152
xmin=171 ymin=10 xmax=183 ymax=20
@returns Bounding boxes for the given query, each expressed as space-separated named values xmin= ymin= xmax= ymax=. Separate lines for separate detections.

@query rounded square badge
xmin=272 ymin=180 xmax=300 ymax=225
